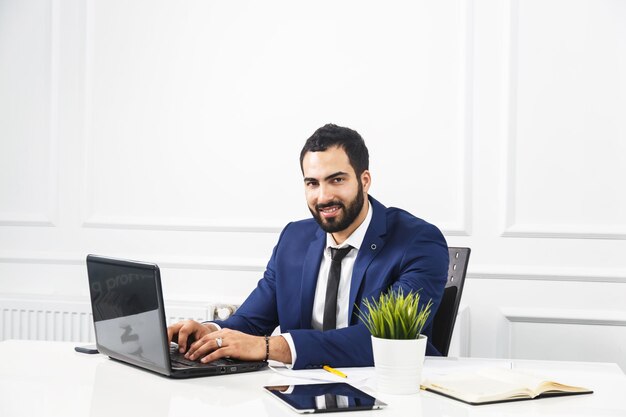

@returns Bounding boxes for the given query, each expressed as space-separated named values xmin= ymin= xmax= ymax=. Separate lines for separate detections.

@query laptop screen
xmin=86 ymin=256 xmax=170 ymax=374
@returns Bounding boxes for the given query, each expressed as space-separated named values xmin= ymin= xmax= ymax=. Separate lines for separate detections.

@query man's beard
xmin=309 ymin=183 xmax=365 ymax=234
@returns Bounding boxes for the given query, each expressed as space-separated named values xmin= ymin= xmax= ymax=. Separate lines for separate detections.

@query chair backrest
xmin=431 ymin=247 xmax=471 ymax=356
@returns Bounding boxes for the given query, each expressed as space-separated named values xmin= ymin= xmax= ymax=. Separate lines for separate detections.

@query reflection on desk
xmin=0 ymin=340 xmax=624 ymax=417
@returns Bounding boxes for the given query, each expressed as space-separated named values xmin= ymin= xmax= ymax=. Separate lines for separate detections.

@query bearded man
xmin=168 ymin=124 xmax=448 ymax=369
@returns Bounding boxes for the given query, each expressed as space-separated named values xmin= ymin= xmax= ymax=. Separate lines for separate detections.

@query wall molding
xmin=448 ymin=0 xmax=474 ymax=238
xmin=502 ymin=224 xmax=626 ymax=241
xmin=81 ymin=215 xmax=284 ymax=233
xmin=0 ymin=252 xmax=268 ymax=272
xmin=499 ymin=0 xmax=625 ymax=241
xmin=420 ymin=0 xmax=475 ymax=238
xmin=501 ymin=307 xmax=626 ymax=327
xmin=500 ymin=0 xmax=518 ymax=240
xmin=0 ymin=214 xmax=56 ymax=228
xmin=82 ymin=217 xmax=468 ymax=237
xmin=468 ymin=265 xmax=626 ymax=284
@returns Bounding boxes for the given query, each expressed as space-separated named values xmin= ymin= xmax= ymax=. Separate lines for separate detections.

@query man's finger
xmin=187 ymin=334 xmax=217 ymax=360
xmin=177 ymin=327 xmax=190 ymax=353
xmin=186 ymin=338 xmax=200 ymax=357
xmin=201 ymin=345 xmax=231 ymax=363
xmin=166 ymin=322 xmax=181 ymax=345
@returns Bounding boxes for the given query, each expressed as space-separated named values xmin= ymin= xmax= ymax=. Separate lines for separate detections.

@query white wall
xmin=1 ymin=0 xmax=625 ymax=370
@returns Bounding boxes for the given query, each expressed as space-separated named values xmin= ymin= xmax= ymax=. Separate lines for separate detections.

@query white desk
xmin=1 ymin=340 xmax=624 ymax=417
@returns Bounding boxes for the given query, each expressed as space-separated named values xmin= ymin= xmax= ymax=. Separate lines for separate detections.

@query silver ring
xmin=216 ymin=337 xmax=223 ymax=348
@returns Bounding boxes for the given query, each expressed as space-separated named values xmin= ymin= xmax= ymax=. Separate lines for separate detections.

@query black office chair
xmin=431 ymin=247 xmax=471 ymax=356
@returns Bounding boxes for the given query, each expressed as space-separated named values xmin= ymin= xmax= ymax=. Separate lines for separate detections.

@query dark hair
xmin=299 ymin=124 xmax=369 ymax=176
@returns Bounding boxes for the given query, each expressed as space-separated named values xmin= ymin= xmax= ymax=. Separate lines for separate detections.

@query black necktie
xmin=323 ymin=246 xmax=353 ymax=331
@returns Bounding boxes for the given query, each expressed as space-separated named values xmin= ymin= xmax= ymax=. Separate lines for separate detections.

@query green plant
xmin=357 ymin=288 xmax=432 ymax=340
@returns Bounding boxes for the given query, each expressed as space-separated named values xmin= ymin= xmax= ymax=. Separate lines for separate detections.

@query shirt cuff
xmin=280 ymin=333 xmax=297 ymax=369
xmin=201 ymin=321 xmax=221 ymax=331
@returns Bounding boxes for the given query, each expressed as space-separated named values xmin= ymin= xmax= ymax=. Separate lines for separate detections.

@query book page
xmin=476 ymin=368 xmax=548 ymax=396
xmin=478 ymin=368 xmax=589 ymax=395
xmin=423 ymin=371 xmax=534 ymax=403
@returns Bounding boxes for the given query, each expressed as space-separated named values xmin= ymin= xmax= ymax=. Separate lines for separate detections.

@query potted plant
xmin=358 ymin=288 xmax=432 ymax=394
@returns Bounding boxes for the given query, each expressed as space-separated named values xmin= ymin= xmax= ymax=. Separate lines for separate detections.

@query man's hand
xmin=167 ymin=319 xmax=216 ymax=354
xmin=167 ymin=320 xmax=292 ymax=364
xmin=184 ymin=328 xmax=264 ymax=362
xmin=185 ymin=328 xmax=293 ymax=364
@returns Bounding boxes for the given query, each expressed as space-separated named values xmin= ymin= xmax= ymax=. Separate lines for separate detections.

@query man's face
xmin=302 ymin=146 xmax=370 ymax=234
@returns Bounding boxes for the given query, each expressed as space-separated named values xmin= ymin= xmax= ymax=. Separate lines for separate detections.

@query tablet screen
xmin=264 ymin=382 xmax=387 ymax=413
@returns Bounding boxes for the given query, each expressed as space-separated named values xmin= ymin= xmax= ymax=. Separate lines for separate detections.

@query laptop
xmin=85 ymin=254 xmax=268 ymax=378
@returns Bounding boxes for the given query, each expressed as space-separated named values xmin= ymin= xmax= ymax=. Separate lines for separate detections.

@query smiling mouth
xmin=317 ymin=203 xmax=343 ymax=219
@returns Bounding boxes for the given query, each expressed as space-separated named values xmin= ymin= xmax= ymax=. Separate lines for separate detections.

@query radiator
xmin=0 ymin=297 xmax=219 ymax=343
xmin=0 ymin=298 xmax=92 ymax=342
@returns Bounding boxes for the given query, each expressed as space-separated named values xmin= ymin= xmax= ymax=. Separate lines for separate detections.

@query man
xmin=167 ymin=124 xmax=448 ymax=369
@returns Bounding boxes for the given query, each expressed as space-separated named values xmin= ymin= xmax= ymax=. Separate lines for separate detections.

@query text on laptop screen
xmin=89 ymin=263 xmax=158 ymax=322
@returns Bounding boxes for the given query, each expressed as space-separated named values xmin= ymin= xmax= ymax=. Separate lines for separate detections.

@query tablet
xmin=264 ymin=382 xmax=387 ymax=414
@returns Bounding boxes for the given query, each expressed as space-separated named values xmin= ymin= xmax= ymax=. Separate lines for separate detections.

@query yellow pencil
xmin=323 ymin=365 xmax=348 ymax=378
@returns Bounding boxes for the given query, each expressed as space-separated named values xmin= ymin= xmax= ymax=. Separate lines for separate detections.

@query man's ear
xmin=360 ymin=170 xmax=371 ymax=193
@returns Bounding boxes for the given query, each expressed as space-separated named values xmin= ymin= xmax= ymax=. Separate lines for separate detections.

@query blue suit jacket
xmin=214 ymin=196 xmax=448 ymax=369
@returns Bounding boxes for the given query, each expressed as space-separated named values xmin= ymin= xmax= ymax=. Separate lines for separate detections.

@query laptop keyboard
xmin=169 ymin=348 xmax=235 ymax=367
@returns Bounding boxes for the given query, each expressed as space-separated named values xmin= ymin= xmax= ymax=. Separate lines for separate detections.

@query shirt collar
xmin=326 ymin=199 xmax=373 ymax=251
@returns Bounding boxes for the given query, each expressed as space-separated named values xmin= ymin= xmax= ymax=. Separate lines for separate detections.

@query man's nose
xmin=317 ymin=183 xmax=334 ymax=204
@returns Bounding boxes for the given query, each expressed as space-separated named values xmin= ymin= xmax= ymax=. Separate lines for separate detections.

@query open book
xmin=421 ymin=367 xmax=592 ymax=405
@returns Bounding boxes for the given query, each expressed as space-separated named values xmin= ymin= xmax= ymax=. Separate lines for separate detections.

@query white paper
xmin=266 ymin=364 xmax=375 ymax=386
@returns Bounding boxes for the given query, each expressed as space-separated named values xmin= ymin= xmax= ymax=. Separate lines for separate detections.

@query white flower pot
xmin=371 ymin=334 xmax=427 ymax=395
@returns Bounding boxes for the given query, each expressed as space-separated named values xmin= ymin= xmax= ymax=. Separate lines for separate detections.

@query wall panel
xmin=0 ymin=0 xmax=58 ymax=227
xmin=502 ymin=0 xmax=626 ymax=239
xmin=502 ymin=307 xmax=626 ymax=372
xmin=80 ymin=0 xmax=471 ymax=236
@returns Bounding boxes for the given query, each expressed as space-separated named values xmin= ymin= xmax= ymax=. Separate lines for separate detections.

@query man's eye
xmin=306 ymin=181 xmax=318 ymax=187
xmin=332 ymin=177 xmax=344 ymax=183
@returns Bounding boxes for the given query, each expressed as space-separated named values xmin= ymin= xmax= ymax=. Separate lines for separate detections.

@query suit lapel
xmin=300 ymin=229 xmax=326 ymax=328
xmin=348 ymin=196 xmax=388 ymax=320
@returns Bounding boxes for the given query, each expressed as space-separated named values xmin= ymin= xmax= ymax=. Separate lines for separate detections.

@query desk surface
xmin=0 ymin=340 xmax=624 ymax=417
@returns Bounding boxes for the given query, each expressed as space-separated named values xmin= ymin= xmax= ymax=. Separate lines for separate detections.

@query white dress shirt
xmin=282 ymin=201 xmax=373 ymax=366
